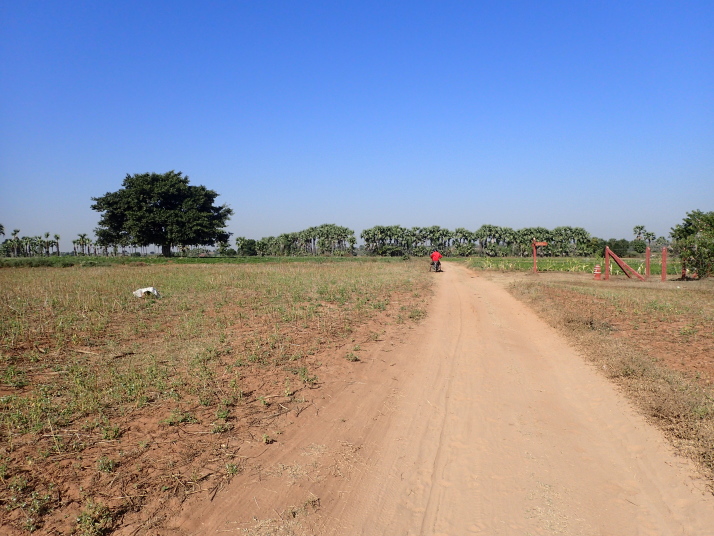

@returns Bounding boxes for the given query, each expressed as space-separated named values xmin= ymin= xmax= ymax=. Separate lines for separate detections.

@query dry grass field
xmin=0 ymin=260 xmax=431 ymax=535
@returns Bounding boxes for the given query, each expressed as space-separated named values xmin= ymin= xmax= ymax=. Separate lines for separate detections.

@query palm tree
xmin=632 ymin=225 xmax=646 ymax=241
xmin=0 ymin=223 xmax=4 ymax=237
xmin=11 ymin=229 xmax=20 ymax=257
xmin=43 ymin=232 xmax=51 ymax=256
xmin=474 ymin=225 xmax=499 ymax=256
xmin=77 ymin=233 xmax=88 ymax=255
xmin=572 ymin=227 xmax=591 ymax=256
xmin=360 ymin=227 xmax=379 ymax=254
xmin=22 ymin=236 xmax=32 ymax=257
xmin=498 ymin=227 xmax=516 ymax=256
xmin=551 ymin=226 xmax=573 ymax=257
xmin=516 ymin=227 xmax=552 ymax=257
xmin=54 ymin=234 xmax=61 ymax=256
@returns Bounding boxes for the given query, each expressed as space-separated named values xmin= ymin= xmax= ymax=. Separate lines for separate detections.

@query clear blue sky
xmin=1 ymin=1 xmax=712 ymax=246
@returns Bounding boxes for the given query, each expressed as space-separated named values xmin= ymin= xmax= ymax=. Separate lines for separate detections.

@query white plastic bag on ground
xmin=133 ymin=287 xmax=161 ymax=298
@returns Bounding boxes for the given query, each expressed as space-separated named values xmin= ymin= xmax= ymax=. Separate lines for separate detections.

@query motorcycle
xmin=430 ymin=259 xmax=442 ymax=272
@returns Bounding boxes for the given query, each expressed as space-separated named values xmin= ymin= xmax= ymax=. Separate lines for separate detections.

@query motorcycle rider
xmin=430 ymin=249 xmax=443 ymax=271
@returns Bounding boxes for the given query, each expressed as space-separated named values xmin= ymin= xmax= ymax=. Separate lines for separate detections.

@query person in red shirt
xmin=430 ymin=249 xmax=443 ymax=271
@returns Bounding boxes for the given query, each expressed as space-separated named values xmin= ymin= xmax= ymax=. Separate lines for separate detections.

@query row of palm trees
xmin=632 ymin=225 xmax=658 ymax=244
xmin=0 ymin=227 xmax=96 ymax=257
xmin=236 ymin=224 xmax=357 ymax=256
xmin=360 ymin=224 xmax=594 ymax=257
xmin=246 ymin=223 xmax=638 ymax=258
xmin=1 ymin=222 xmax=669 ymax=259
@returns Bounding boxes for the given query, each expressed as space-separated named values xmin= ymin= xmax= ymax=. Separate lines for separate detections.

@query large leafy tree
xmin=671 ymin=210 xmax=714 ymax=278
xmin=91 ymin=171 xmax=233 ymax=257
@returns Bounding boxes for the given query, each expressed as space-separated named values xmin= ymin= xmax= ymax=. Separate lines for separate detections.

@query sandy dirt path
xmin=172 ymin=263 xmax=714 ymax=536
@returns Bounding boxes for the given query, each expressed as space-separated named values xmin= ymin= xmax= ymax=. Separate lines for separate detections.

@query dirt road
xmin=172 ymin=264 xmax=714 ymax=535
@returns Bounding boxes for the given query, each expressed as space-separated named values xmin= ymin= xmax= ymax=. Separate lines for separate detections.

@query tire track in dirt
xmin=418 ymin=272 xmax=464 ymax=535
xmin=169 ymin=263 xmax=714 ymax=535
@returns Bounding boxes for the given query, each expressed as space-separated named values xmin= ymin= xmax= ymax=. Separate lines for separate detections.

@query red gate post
xmin=532 ymin=240 xmax=537 ymax=273
xmin=603 ymin=246 xmax=645 ymax=281
xmin=646 ymin=246 xmax=651 ymax=279
xmin=661 ymin=247 xmax=667 ymax=282
xmin=532 ymin=241 xmax=548 ymax=273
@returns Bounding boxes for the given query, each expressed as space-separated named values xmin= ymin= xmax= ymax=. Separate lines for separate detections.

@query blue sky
xmin=1 ymin=1 xmax=712 ymax=246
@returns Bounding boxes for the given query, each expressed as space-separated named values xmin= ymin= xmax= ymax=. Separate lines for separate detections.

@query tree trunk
xmin=162 ymin=244 xmax=172 ymax=257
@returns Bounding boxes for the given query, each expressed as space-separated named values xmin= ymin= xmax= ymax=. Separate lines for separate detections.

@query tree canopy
xmin=671 ymin=210 xmax=714 ymax=278
xmin=91 ymin=171 xmax=233 ymax=257
xmin=359 ymin=224 xmax=593 ymax=258
xmin=241 ymin=224 xmax=356 ymax=257
xmin=670 ymin=210 xmax=714 ymax=242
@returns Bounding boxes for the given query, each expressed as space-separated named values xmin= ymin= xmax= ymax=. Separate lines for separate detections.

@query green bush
xmin=671 ymin=210 xmax=714 ymax=278
xmin=675 ymin=237 xmax=714 ymax=278
xmin=632 ymin=239 xmax=647 ymax=254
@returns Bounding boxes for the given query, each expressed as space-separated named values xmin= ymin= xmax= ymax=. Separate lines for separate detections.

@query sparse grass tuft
xmin=161 ymin=409 xmax=199 ymax=426
xmin=97 ymin=456 xmax=117 ymax=473
xmin=75 ymin=501 xmax=113 ymax=536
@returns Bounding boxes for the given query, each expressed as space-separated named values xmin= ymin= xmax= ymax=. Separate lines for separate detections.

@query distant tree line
xmin=0 ymin=228 xmax=161 ymax=258
xmin=357 ymin=224 xmax=670 ymax=258
xmin=226 ymin=224 xmax=672 ymax=259
xmin=1 ymin=167 xmax=708 ymax=277
xmin=231 ymin=224 xmax=356 ymax=257
xmin=0 ymin=222 xmax=674 ymax=260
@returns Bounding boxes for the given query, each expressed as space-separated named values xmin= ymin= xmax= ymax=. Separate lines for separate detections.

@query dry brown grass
xmin=505 ymin=273 xmax=714 ymax=486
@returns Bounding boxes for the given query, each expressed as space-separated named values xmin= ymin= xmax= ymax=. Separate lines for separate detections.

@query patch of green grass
xmin=101 ymin=424 xmax=121 ymax=440
xmin=75 ymin=501 xmax=113 ymax=536
xmin=297 ymin=366 xmax=318 ymax=385
xmin=467 ymin=256 xmax=682 ymax=275
xmin=160 ymin=409 xmax=199 ymax=426
xmin=408 ymin=308 xmax=426 ymax=320
xmin=3 ymin=365 xmax=29 ymax=387
xmin=97 ymin=456 xmax=117 ymax=473
xmin=226 ymin=463 xmax=241 ymax=475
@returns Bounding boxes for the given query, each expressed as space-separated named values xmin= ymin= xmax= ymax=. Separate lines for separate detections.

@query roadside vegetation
xmin=0 ymin=259 xmax=431 ymax=534
xmin=465 ymin=256 xmax=683 ymax=276
xmin=500 ymin=273 xmax=714 ymax=487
